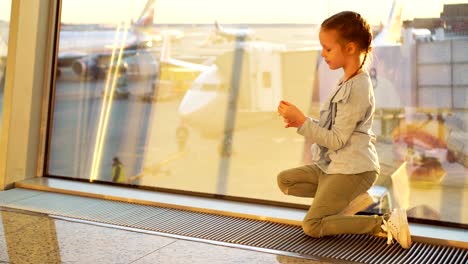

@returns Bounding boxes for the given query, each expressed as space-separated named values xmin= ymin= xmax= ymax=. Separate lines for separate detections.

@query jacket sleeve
xmin=297 ymin=80 xmax=370 ymax=151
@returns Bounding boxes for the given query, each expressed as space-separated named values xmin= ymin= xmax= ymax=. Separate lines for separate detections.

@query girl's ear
xmin=345 ymin=42 xmax=358 ymax=55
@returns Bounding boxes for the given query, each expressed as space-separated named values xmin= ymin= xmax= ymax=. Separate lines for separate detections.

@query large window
xmin=49 ymin=0 xmax=468 ymax=227
xmin=0 ymin=1 xmax=11 ymax=130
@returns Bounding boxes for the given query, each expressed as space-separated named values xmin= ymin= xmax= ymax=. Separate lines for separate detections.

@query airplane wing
xmin=215 ymin=21 xmax=254 ymax=39
xmin=161 ymin=58 xmax=211 ymax=72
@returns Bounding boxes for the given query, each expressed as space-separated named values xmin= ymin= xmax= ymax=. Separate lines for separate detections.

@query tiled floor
xmin=0 ymin=209 xmax=330 ymax=264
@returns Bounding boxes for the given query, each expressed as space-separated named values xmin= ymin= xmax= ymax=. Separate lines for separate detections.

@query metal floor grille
xmin=0 ymin=188 xmax=466 ymax=264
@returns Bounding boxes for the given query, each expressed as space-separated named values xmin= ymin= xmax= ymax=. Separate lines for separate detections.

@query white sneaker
xmin=381 ymin=208 xmax=412 ymax=249
xmin=339 ymin=192 xmax=376 ymax=216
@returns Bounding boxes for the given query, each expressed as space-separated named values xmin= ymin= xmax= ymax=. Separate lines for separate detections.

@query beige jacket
xmin=298 ymin=71 xmax=380 ymax=174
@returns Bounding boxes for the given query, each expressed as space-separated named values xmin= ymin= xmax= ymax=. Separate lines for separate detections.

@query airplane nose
xmin=178 ymin=89 xmax=226 ymax=133
xmin=178 ymin=89 xmax=218 ymax=116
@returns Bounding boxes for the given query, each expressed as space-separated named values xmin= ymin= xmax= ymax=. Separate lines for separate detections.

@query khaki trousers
xmin=277 ymin=164 xmax=383 ymax=237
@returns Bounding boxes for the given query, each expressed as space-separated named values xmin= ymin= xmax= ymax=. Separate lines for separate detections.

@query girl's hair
xmin=321 ymin=11 xmax=373 ymax=70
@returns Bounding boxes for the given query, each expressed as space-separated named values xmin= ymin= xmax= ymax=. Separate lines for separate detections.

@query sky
xmin=0 ymin=0 xmax=467 ymax=25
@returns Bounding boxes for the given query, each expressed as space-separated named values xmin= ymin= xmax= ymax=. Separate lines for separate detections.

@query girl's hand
xmin=284 ymin=118 xmax=305 ymax=128
xmin=278 ymin=100 xmax=306 ymax=128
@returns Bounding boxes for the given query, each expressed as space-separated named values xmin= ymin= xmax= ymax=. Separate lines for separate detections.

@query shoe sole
xmin=340 ymin=192 xmax=375 ymax=216
xmin=397 ymin=209 xmax=412 ymax=249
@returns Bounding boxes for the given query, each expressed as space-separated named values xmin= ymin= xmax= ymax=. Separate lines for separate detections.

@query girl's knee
xmin=277 ymin=171 xmax=289 ymax=194
xmin=302 ymin=219 xmax=322 ymax=238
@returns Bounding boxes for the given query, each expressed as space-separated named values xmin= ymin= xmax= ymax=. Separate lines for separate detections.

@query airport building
xmin=403 ymin=3 xmax=468 ymax=36
xmin=441 ymin=3 xmax=468 ymax=35
xmin=0 ymin=1 xmax=467 ymax=263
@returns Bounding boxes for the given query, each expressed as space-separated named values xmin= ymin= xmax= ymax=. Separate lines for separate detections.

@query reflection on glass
xmin=0 ymin=1 xmax=11 ymax=130
xmin=50 ymin=0 xmax=468 ymax=226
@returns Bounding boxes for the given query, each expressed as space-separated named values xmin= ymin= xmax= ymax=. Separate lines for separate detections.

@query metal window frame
xmin=0 ymin=0 xmax=58 ymax=189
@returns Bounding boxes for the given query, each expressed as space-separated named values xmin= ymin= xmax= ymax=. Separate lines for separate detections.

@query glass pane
xmin=50 ymin=0 xmax=468 ymax=226
xmin=0 ymin=1 xmax=11 ymax=129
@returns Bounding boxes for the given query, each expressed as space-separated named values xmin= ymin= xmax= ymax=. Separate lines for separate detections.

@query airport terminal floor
xmin=0 ymin=208 xmax=328 ymax=264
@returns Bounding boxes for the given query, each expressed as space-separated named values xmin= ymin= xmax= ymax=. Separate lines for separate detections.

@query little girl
xmin=277 ymin=11 xmax=411 ymax=249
